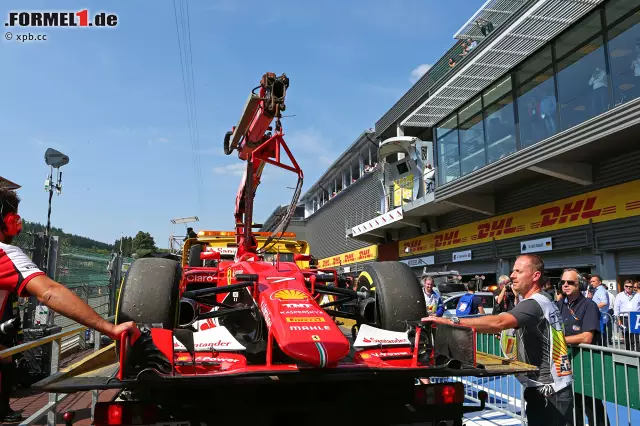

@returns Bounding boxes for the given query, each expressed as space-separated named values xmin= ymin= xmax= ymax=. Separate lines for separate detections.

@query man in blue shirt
xmin=588 ymin=274 xmax=611 ymax=346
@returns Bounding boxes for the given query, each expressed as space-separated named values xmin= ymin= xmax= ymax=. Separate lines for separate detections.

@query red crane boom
xmin=222 ymin=73 xmax=303 ymax=260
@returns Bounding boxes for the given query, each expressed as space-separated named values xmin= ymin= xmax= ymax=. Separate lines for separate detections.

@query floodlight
xmin=44 ymin=148 xmax=70 ymax=169
xmin=171 ymin=216 xmax=199 ymax=225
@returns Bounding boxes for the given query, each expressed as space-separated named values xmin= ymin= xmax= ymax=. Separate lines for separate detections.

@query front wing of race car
xmin=35 ymin=321 xmax=537 ymax=393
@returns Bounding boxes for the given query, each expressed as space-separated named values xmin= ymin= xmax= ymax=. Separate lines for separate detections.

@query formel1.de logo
xmin=5 ymin=10 xmax=118 ymax=28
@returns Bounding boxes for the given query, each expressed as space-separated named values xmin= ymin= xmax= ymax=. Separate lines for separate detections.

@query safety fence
xmin=0 ymin=318 xmax=111 ymax=425
xmin=432 ymin=331 xmax=640 ymax=425
xmin=12 ymin=231 xmax=131 ymax=357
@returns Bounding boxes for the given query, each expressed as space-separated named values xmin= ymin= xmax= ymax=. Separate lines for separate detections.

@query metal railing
xmin=0 ymin=317 xmax=114 ymax=426
xmin=431 ymin=329 xmax=640 ymax=426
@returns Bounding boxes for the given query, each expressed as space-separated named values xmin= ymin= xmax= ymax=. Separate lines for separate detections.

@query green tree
xmin=132 ymin=231 xmax=157 ymax=253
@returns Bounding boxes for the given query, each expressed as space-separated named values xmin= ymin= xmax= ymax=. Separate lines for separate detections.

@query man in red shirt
xmin=0 ymin=188 xmax=136 ymax=421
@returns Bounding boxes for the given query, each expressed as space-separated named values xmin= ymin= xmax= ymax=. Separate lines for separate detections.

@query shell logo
xmin=270 ymin=289 xmax=309 ymax=301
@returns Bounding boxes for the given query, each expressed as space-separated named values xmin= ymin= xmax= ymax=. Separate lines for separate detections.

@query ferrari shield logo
xmin=312 ymin=335 xmax=320 ymax=341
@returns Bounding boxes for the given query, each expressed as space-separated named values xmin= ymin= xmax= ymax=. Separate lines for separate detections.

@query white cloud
xmin=148 ymin=137 xmax=170 ymax=145
xmin=410 ymin=64 xmax=432 ymax=84
xmin=213 ymin=163 xmax=246 ymax=176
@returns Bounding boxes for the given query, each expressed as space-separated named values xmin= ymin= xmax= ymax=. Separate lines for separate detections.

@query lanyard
xmin=564 ymin=298 xmax=579 ymax=321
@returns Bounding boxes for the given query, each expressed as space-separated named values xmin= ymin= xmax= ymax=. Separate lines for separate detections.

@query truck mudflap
xmin=35 ymin=322 xmax=537 ymax=393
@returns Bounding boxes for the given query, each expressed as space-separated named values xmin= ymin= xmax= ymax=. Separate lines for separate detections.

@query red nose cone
xmin=63 ymin=411 xmax=75 ymax=422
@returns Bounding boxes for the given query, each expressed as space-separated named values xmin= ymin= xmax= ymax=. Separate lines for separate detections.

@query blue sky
xmin=1 ymin=0 xmax=484 ymax=248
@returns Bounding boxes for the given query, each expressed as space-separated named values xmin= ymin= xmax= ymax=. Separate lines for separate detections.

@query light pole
xmin=42 ymin=148 xmax=69 ymax=275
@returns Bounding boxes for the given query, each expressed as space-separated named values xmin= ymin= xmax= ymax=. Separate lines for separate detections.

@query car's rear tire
xmin=356 ymin=261 xmax=425 ymax=332
xmin=115 ymin=258 xmax=182 ymax=330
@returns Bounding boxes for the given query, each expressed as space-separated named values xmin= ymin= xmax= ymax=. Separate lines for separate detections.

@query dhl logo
xmin=435 ymin=230 xmax=461 ymax=248
xmin=271 ymin=289 xmax=309 ymax=301
xmin=285 ymin=317 xmax=326 ymax=323
xmin=358 ymin=248 xmax=372 ymax=259
xmin=344 ymin=253 xmax=355 ymax=263
xmin=476 ymin=217 xmax=518 ymax=239
xmin=540 ymin=197 xmax=601 ymax=227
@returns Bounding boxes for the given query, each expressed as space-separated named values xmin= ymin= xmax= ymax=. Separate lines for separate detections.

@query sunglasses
xmin=625 ymin=285 xmax=633 ymax=289
xmin=559 ymin=280 xmax=578 ymax=286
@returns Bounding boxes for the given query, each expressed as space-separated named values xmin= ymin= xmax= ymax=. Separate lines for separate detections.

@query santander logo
xmin=362 ymin=337 xmax=408 ymax=344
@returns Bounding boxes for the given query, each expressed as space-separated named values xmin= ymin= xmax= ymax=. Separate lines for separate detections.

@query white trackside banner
xmin=353 ymin=324 xmax=411 ymax=348
xmin=173 ymin=326 xmax=246 ymax=352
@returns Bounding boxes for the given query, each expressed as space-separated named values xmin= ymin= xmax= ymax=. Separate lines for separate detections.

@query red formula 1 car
xmin=37 ymin=74 xmax=536 ymax=426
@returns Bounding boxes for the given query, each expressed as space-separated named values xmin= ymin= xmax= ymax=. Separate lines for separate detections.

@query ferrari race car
xmin=35 ymin=73 xmax=536 ymax=425
xmin=37 ymin=252 xmax=536 ymax=426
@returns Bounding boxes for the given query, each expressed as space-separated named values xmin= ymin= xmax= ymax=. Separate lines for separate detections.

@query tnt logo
xmin=435 ymin=230 xmax=461 ymax=248
xmin=476 ymin=217 xmax=517 ymax=239
xmin=540 ymin=197 xmax=601 ymax=227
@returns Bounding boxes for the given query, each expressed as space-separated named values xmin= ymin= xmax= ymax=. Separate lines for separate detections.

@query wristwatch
xmin=450 ymin=317 xmax=461 ymax=325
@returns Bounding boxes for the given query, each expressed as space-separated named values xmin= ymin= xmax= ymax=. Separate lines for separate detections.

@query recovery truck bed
xmin=36 ymin=324 xmax=536 ymax=426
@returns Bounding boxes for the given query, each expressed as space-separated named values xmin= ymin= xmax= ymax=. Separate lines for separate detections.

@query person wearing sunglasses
xmin=557 ymin=269 xmax=610 ymax=426
xmin=613 ymin=279 xmax=640 ymax=351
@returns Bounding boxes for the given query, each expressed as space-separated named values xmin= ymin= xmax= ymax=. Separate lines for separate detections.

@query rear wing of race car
xmin=34 ymin=321 xmax=537 ymax=393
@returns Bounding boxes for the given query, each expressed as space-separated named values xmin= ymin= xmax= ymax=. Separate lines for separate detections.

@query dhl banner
xmin=318 ymin=245 xmax=378 ymax=268
xmin=399 ymin=179 xmax=640 ymax=258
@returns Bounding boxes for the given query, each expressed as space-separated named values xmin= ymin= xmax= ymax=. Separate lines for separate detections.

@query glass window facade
xmin=607 ymin=11 xmax=640 ymax=106
xmin=484 ymin=76 xmax=517 ymax=162
xmin=434 ymin=1 xmax=640 ymax=185
xmin=436 ymin=114 xmax=460 ymax=184
xmin=556 ymin=34 xmax=608 ymax=130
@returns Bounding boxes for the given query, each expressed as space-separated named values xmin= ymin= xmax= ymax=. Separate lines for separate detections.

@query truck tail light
xmin=414 ymin=382 xmax=464 ymax=406
xmin=94 ymin=402 xmax=157 ymax=425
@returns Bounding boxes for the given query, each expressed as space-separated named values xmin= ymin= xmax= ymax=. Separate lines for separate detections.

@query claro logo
xmin=186 ymin=274 xmax=216 ymax=283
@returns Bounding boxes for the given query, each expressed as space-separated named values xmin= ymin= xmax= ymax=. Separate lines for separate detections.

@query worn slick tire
xmin=188 ymin=244 xmax=203 ymax=267
xmin=115 ymin=258 xmax=182 ymax=330
xmin=356 ymin=261 xmax=426 ymax=332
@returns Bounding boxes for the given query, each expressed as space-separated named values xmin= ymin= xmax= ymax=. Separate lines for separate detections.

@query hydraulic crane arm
xmin=223 ymin=73 xmax=303 ymax=259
